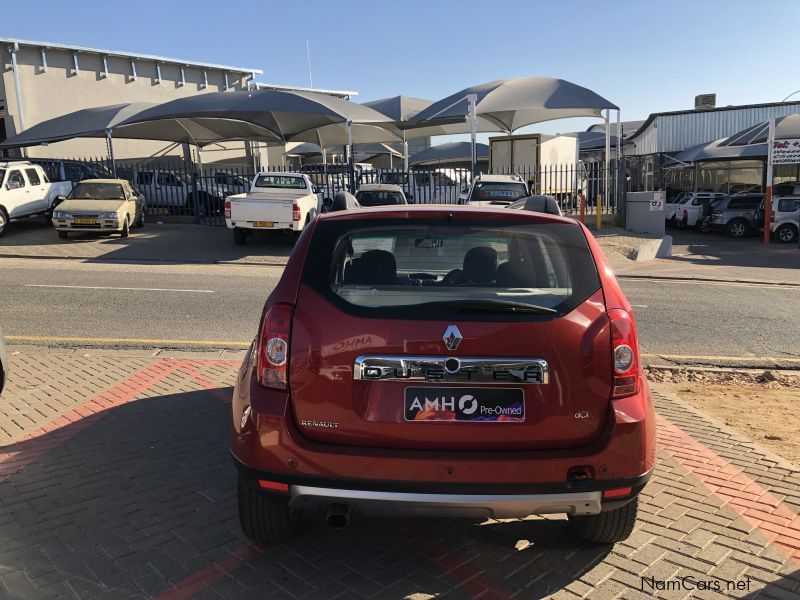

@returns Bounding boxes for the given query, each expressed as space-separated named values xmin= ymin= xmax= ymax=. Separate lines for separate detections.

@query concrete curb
xmin=618 ymin=273 xmax=800 ymax=287
xmin=632 ymin=235 xmax=672 ymax=261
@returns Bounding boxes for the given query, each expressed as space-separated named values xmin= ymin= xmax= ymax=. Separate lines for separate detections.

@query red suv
xmin=231 ymin=206 xmax=656 ymax=545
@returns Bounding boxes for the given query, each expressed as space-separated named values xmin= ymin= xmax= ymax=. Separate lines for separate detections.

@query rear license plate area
xmin=251 ymin=221 xmax=274 ymax=228
xmin=404 ymin=387 xmax=524 ymax=422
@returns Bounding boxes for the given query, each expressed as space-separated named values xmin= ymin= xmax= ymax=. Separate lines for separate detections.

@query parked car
xmin=129 ymin=169 xmax=223 ymax=217
xmin=52 ymin=179 xmax=145 ymax=239
xmin=664 ymin=192 xmax=690 ymax=223
xmin=754 ymin=194 xmax=800 ymax=244
xmin=0 ymin=324 xmax=7 ymax=397
xmin=378 ymin=170 xmax=463 ymax=203
xmin=354 ymin=184 xmax=408 ymax=206
xmin=28 ymin=158 xmax=112 ymax=186
xmin=225 ymin=172 xmax=321 ymax=245
xmin=231 ymin=205 xmax=655 ymax=545
xmin=460 ymin=174 xmax=530 ymax=206
xmin=674 ymin=192 xmax=724 ymax=229
xmin=704 ymin=192 xmax=764 ymax=237
xmin=0 ymin=162 xmax=74 ymax=237
xmin=507 ymin=194 xmax=563 ymax=215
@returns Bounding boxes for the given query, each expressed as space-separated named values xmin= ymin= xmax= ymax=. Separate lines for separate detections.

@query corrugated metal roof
xmin=1 ymin=37 xmax=262 ymax=75
xmin=627 ymin=102 xmax=800 ymax=155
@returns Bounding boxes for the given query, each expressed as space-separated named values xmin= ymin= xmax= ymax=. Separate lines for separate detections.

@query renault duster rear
xmin=231 ymin=206 xmax=655 ymax=545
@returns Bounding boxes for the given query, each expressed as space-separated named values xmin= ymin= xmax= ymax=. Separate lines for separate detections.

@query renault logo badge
xmin=442 ymin=325 xmax=462 ymax=351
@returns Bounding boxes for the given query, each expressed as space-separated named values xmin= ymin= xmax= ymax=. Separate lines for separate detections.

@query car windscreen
xmin=355 ymin=190 xmax=406 ymax=206
xmin=254 ymin=175 xmax=306 ymax=189
xmin=470 ymin=182 xmax=529 ymax=203
xmin=303 ymin=218 xmax=600 ymax=320
xmin=70 ymin=183 xmax=125 ymax=200
xmin=379 ymin=173 xmax=408 ymax=185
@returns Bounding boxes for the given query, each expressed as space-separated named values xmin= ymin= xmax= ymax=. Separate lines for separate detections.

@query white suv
xmin=460 ymin=174 xmax=530 ymax=206
xmin=674 ymin=192 xmax=724 ymax=228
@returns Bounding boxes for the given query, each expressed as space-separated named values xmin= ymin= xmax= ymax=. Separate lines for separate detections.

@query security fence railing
xmin=31 ymin=156 xmax=624 ymax=226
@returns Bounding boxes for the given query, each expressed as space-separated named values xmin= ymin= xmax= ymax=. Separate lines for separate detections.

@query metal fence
xmin=34 ymin=156 xmax=623 ymax=226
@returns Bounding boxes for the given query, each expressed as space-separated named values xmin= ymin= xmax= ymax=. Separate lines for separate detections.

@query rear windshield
xmin=70 ymin=183 xmax=125 ymax=200
xmin=355 ymin=190 xmax=406 ymax=206
xmin=470 ymin=181 xmax=529 ymax=203
xmin=303 ymin=218 xmax=600 ymax=320
xmin=254 ymin=175 xmax=306 ymax=189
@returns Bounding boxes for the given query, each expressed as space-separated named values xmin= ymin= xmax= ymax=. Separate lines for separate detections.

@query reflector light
xmin=603 ymin=487 xmax=633 ymax=499
xmin=224 ymin=200 xmax=231 ymax=219
xmin=258 ymin=480 xmax=289 ymax=492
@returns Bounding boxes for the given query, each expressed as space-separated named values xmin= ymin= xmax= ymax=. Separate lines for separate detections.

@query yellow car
xmin=52 ymin=179 xmax=146 ymax=239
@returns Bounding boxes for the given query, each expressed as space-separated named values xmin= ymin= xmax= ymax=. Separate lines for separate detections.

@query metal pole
xmin=346 ymin=120 xmax=355 ymax=193
xmin=105 ymin=130 xmax=117 ymax=178
xmin=468 ymin=93 xmax=478 ymax=180
xmin=8 ymin=43 xmax=26 ymax=157
xmin=193 ymin=147 xmax=203 ymax=224
xmin=573 ymin=135 xmax=580 ymax=213
xmin=616 ymin=109 xmax=622 ymax=213
xmin=403 ymin=132 xmax=409 ymax=172
xmin=764 ymin=118 xmax=775 ymax=245
xmin=600 ymin=109 xmax=610 ymax=230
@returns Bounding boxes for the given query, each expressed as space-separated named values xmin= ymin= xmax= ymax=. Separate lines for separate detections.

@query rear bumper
xmin=231 ymin=353 xmax=657 ymax=514
xmin=226 ymin=219 xmax=299 ymax=231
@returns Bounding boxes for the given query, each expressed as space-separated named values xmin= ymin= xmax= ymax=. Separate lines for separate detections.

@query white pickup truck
xmin=225 ymin=172 xmax=321 ymax=244
xmin=0 ymin=162 xmax=74 ymax=237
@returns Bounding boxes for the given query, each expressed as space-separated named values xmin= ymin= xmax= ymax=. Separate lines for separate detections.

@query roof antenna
xmin=306 ymin=40 xmax=313 ymax=88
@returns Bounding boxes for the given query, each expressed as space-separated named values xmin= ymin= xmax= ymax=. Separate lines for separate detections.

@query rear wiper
xmin=446 ymin=299 xmax=557 ymax=314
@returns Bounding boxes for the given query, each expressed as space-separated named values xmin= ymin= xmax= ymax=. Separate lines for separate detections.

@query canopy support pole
xmin=105 ymin=129 xmax=117 ymax=178
xmin=346 ymin=120 xmax=355 ymax=193
xmin=193 ymin=147 xmax=204 ymax=224
xmin=403 ymin=132 xmax=409 ymax=172
xmin=468 ymin=94 xmax=478 ymax=180
xmin=616 ymin=109 xmax=622 ymax=212
xmin=601 ymin=109 xmax=610 ymax=230
xmin=764 ymin=117 xmax=775 ymax=245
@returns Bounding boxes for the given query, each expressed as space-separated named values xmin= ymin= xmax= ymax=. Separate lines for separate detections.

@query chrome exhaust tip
xmin=326 ymin=503 xmax=351 ymax=529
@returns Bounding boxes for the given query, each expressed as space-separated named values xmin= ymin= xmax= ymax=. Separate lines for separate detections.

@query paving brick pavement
xmin=0 ymin=349 xmax=798 ymax=599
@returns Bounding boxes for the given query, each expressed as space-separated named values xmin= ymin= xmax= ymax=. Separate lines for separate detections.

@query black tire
xmin=0 ymin=207 xmax=8 ymax=238
xmin=237 ymin=476 xmax=296 ymax=545
xmin=568 ymin=497 xmax=639 ymax=544
xmin=58 ymin=230 xmax=68 ymax=240
xmin=233 ymin=227 xmax=247 ymax=245
xmin=675 ymin=215 xmax=687 ymax=229
xmin=120 ymin=218 xmax=130 ymax=238
xmin=725 ymin=218 xmax=748 ymax=238
xmin=136 ymin=208 xmax=145 ymax=228
xmin=775 ymin=223 xmax=798 ymax=244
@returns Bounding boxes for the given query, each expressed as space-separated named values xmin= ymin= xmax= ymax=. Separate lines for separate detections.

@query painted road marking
xmin=5 ymin=335 xmax=251 ymax=347
xmin=25 ymin=284 xmax=214 ymax=293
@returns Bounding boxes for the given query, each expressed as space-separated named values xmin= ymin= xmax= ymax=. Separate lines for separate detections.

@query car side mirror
xmin=55 ymin=195 xmax=67 ymax=203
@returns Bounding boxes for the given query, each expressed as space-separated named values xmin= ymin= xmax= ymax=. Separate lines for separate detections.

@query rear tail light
xmin=256 ymin=303 xmax=293 ymax=389
xmin=224 ymin=200 xmax=231 ymax=219
xmin=770 ymin=211 xmax=776 ymax=220
xmin=608 ymin=309 xmax=639 ymax=399
xmin=711 ymin=210 xmax=722 ymax=217
xmin=682 ymin=209 xmax=688 ymax=218
xmin=292 ymin=204 xmax=301 ymax=221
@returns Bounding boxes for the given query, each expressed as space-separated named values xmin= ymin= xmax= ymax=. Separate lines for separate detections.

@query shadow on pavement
xmin=0 ymin=387 xmax=619 ymax=599
xmin=0 ymin=220 xmax=294 ymax=266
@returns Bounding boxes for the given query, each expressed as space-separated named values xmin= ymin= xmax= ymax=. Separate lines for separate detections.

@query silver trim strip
xmin=353 ymin=356 xmax=548 ymax=384
xmin=290 ymin=485 xmax=601 ymax=518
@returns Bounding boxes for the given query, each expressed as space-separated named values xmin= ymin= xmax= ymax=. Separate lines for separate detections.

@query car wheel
xmin=237 ymin=476 xmax=296 ymax=545
xmin=776 ymin=223 xmax=798 ymax=244
xmin=699 ymin=219 xmax=711 ymax=233
xmin=675 ymin=215 xmax=686 ymax=229
xmin=0 ymin=207 xmax=8 ymax=238
xmin=120 ymin=218 xmax=130 ymax=238
xmin=233 ymin=227 xmax=247 ymax=245
xmin=568 ymin=497 xmax=639 ymax=544
xmin=725 ymin=218 xmax=748 ymax=238
xmin=136 ymin=209 xmax=145 ymax=228
xmin=58 ymin=230 xmax=69 ymax=240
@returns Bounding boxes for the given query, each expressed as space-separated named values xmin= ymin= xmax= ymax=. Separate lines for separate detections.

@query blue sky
xmin=4 ymin=0 xmax=798 ymax=137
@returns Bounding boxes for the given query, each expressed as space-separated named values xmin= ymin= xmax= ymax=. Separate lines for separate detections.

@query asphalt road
xmin=1 ymin=257 xmax=798 ymax=364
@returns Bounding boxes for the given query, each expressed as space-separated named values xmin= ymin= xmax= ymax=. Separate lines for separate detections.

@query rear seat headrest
xmin=331 ymin=191 xmax=360 ymax=211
